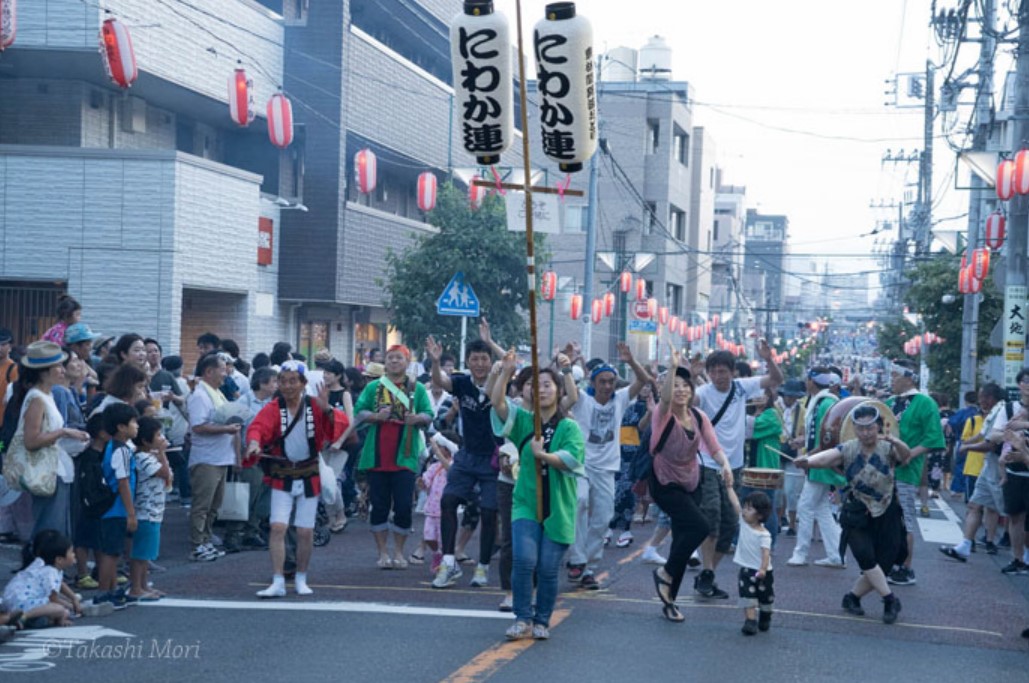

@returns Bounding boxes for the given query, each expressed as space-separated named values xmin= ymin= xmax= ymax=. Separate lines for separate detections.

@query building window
xmin=646 ymin=120 xmax=660 ymax=155
xmin=645 ymin=202 xmax=657 ymax=235
xmin=670 ymin=205 xmax=686 ymax=241
xmin=713 ymin=219 xmax=719 ymax=242
xmin=673 ymin=126 xmax=689 ymax=165
xmin=665 ymin=284 xmax=683 ymax=316
xmin=564 ymin=204 xmax=588 ymax=232
xmin=283 ymin=0 xmax=308 ymax=26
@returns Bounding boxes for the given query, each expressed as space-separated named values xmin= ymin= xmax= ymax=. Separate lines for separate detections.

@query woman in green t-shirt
xmin=490 ymin=349 xmax=584 ymax=641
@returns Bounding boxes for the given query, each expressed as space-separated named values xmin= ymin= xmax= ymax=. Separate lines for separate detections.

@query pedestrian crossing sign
xmin=436 ymin=272 xmax=481 ymax=317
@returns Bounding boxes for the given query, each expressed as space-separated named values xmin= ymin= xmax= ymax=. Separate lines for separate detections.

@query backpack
xmin=79 ymin=443 xmax=118 ymax=519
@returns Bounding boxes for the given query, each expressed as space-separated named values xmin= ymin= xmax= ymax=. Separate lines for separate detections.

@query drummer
xmin=787 ymin=368 xmax=845 ymax=569
xmin=795 ymin=403 xmax=911 ymax=624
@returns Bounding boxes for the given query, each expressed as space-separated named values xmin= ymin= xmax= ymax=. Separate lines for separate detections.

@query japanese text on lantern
xmin=459 ymin=27 xmax=503 ymax=154
xmin=535 ymin=33 xmax=575 ymax=160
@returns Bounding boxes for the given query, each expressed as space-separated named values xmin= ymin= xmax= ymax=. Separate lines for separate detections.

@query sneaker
xmin=814 ymin=557 xmax=845 ymax=568
xmin=470 ymin=566 xmax=489 ymax=587
xmin=76 ymin=575 xmax=99 ymax=590
xmin=741 ymin=618 xmax=758 ymax=636
xmin=615 ymin=531 xmax=634 ymax=548
xmin=295 ymin=579 xmax=313 ymax=596
xmin=985 ymin=541 xmax=999 ymax=555
xmin=191 ymin=545 xmax=218 ymax=562
xmin=92 ymin=592 xmax=128 ymax=610
xmin=505 ymin=620 xmax=533 ymax=640
xmin=641 ymin=547 xmax=666 ymax=565
xmin=758 ymin=611 xmax=772 ymax=632
xmin=786 ymin=528 xmax=797 ymax=537
xmin=222 ymin=537 xmax=242 ymax=554
xmin=938 ymin=546 xmax=968 ymax=562
xmin=695 ymin=569 xmax=715 ymax=596
xmin=687 ymin=553 xmax=701 ymax=569
xmin=566 ymin=563 xmax=585 ymax=580
xmin=242 ymin=535 xmax=268 ymax=550
xmin=431 ymin=563 xmax=463 ymax=589
xmin=842 ymin=592 xmax=865 ymax=616
xmin=80 ymin=601 xmax=114 ymax=617
xmin=579 ymin=572 xmax=600 ymax=590
xmin=1001 ymin=559 xmax=1029 ymax=575
xmin=882 ymin=595 xmax=902 ymax=624
xmin=498 ymin=594 xmax=513 ymax=613
xmin=786 ymin=556 xmax=808 ymax=567
xmin=204 ymin=543 xmax=226 ymax=559
xmin=256 ymin=583 xmax=286 ymax=598
xmin=532 ymin=623 xmax=550 ymax=640
xmin=707 ymin=584 xmax=729 ymax=599
xmin=887 ymin=567 xmax=916 ymax=585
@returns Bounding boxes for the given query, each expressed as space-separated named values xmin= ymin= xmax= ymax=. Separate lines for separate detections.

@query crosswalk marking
xmin=141 ymin=597 xmax=512 ymax=620
xmin=916 ymin=497 xmax=965 ymax=545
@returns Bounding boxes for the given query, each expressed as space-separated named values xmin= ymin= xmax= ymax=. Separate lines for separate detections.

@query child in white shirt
xmin=729 ymin=488 xmax=774 ymax=635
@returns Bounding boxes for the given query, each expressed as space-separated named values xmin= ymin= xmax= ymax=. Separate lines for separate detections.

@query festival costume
xmin=790 ymin=389 xmax=843 ymax=564
xmin=837 ymin=439 xmax=906 ymax=572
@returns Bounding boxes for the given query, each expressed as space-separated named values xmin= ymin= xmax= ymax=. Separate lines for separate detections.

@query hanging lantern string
xmin=556 ymin=174 xmax=572 ymax=202
xmin=489 ymin=166 xmax=507 ymax=196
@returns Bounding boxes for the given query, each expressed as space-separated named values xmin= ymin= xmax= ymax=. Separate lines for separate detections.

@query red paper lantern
xmin=469 ymin=181 xmax=487 ymax=208
xmin=985 ymin=211 xmax=1006 ymax=250
xmin=997 ymin=159 xmax=1016 ymax=201
xmin=355 ymin=149 xmax=377 ymax=194
xmin=100 ymin=18 xmax=138 ymax=89
xmin=1016 ymin=149 xmax=1029 ymax=195
xmin=603 ymin=291 xmax=615 ymax=317
xmin=635 ymin=278 xmax=647 ymax=302
xmin=569 ymin=293 xmax=583 ymax=320
xmin=658 ymin=306 xmax=669 ymax=325
xmin=228 ymin=67 xmax=254 ymax=127
xmin=969 ymin=273 xmax=983 ymax=294
xmin=266 ymin=92 xmax=293 ymax=148
xmin=705 ymin=321 xmax=713 ymax=334
xmin=1 ymin=0 xmax=16 ymax=51
xmin=972 ymin=248 xmax=990 ymax=280
xmin=417 ymin=172 xmax=437 ymax=212
xmin=712 ymin=314 xmax=720 ymax=328
xmin=591 ymin=298 xmax=603 ymax=324
xmin=923 ymin=332 xmax=931 ymax=345
xmin=620 ymin=271 xmax=632 ymax=293
xmin=669 ymin=315 xmax=679 ymax=332
xmin=678 ymin=320 xmax=687 ymax=337
xmin=540 ymin=270 xmax=557 ymax=302
xmin=647 ymin=297 xmax=658 ymax=319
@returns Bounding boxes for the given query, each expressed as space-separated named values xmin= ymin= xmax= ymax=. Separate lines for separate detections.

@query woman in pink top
xmin=650 ymin=342 xmax=732 ymax=622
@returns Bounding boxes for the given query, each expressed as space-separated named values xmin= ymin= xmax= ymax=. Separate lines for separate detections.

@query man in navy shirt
xmin=426 ymin=331 xmax=501 ymax=589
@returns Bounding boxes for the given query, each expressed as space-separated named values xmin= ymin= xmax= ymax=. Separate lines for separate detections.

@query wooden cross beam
xmin=472 ymin=178 xmax=585 ymax=197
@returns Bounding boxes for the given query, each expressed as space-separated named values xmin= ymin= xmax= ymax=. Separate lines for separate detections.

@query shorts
xmin=737 ymin=567 xmax=774 ymax=609
xmin=130 ymin=520 xmax=161 ymax=561
xmin=699 ymin=468 xmax=740 ymax=553
xmin=99 ymin=517 xmax=127 ymax=557
xmin=423 ymin=515 xmax=441 ymax=543
xmin=895 ymin=482 xmax=917 ymax=533
xmin=1002 ymin=474 xmax=1029 ymax=516
xmin=969 ymin=475 xmax=1005 ymax=512
xmin=444 ymin=450 xmax=499 ymax=510
xmin=270 ymin=480 xmax=319 ymax=529
xmin=74 ymin=515 xmax=101 ymax=551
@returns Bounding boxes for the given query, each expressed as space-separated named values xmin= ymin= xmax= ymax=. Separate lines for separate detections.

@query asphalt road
xmin=1 ymin=493 xmax=1027 ymax=682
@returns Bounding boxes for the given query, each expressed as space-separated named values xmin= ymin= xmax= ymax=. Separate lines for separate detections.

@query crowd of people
xmin=0 ymin=299 xmax=1027 ymax=642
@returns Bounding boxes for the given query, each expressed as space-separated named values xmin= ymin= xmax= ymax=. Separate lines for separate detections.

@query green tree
xmin=380 ymin=182 xmax=548 ymax=354
xmin=876 ymin=254 xmax=1002 ymax=400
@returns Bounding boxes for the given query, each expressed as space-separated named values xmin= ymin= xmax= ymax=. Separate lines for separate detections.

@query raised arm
xmin=659 ymin=340 xmax=678 ymax=412
xmin=425 ymin=335 xmax=453 ymax=393
xmin=795 ymin=447 xmax=844 ymax=471
xmin=555 ymin=352 xmax=579 ymax=412
xmin=618 ymin=342 xmax=652 ymax=399
xmin=479 ymin=317 xmax=506 ymax=359
xmin=490 ymin=350 xmax=518 ymax=422
xmin=756 ymin=338 xmax=783 ymax=390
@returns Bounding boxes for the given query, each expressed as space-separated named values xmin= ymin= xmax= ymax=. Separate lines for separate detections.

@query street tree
xmin=380 ymin=182 xmax=548 ymax=354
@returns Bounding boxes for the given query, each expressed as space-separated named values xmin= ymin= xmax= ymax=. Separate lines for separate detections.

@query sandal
xmin=392 ymin=557 xmax=409 ymax=570
xmin=377 ymin=557 xmax=394 ymax=570
xmin=455 ymin=554 xmax=475 ymax=565
xmin=662 ymin=603 xmax=685 ymax=623
xmin=652 ymin=568 xmax=674 ymax=606
xmin=409 ymin=553 xmax=425 ymax=565
xmin=0 ymin=610 xmax=24 ymax=629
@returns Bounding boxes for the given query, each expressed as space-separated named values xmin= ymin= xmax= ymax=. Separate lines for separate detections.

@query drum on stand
xmin=741 ymin=467 xmax=785 ymax=489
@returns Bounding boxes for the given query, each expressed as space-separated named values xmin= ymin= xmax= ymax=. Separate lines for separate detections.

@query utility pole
xmin=918 ymin=61 xmax=935 ymax=254
xmin=960 ymin=0 xmax=996 ymax=404
xmin=1003 ymin=0 xmax=1029 ymax=394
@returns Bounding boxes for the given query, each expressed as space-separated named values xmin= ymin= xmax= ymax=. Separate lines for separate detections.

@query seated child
xmin=2 ymin=530 xmax=81 ymax=628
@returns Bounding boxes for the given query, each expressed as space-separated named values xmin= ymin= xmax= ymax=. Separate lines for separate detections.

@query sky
xmin=494 ymin=0 xmax=1005 ymax=295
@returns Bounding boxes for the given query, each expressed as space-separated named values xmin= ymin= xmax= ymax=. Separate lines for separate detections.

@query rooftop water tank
xmin=639 ymin=35 xmax=672 ymax=80
xmin=602 ymin=47 xmax=637 ymax=82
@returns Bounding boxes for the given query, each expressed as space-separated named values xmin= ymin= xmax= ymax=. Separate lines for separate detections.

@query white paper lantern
xmin=533 ymin=2 xmax=598 ymax=173
xmin=450 ymin=0 xmax=514 ymax=165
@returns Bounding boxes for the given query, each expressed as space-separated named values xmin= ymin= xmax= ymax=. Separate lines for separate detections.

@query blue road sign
xmin=436 ymin=272 xmax=481 ymax=317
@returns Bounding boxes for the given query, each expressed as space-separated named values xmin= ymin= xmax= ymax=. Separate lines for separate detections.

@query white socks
xmin=257 ymin=574 xmax=286 ymax=598
xmin=295 ymin=572 xmax=313 ymax=595
xmin=954 ymin=539 xmax=972 ymax=556
xmin=443 ymin=554 xmax=456 ymax=569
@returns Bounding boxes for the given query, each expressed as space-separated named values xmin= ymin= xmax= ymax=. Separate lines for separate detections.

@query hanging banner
xmin=505 ymin=191 xmax=561 ymax=233
xmin=1004 ymin=285 xmax=1028 ymax=394
xmin=258 ymin=217 xmax=274 ymax=265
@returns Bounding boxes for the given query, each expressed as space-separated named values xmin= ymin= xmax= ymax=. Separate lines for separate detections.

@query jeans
xmin=568 ymin=467 xmax=615 ymax=570
xmin=790 ymin=479 xmax=842 ymax=563
xmin=497 ymin=481 xmax=515 ymax=591
xmin=512 ymin=518 xmax=568 ymax=627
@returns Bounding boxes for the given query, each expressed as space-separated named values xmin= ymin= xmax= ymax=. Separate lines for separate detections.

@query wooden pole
xmin=514 ymin=0 xmax=544 ymax=522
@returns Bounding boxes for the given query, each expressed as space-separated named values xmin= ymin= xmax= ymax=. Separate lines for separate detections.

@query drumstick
xmin=767 ymin=446 xmax=796 ymax=462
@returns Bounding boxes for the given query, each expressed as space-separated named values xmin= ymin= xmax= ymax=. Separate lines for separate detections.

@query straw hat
xmin=20 ymin=341 xmax=68 ymax=369
xmin=363 ymin=362 xmax=385 ymax=379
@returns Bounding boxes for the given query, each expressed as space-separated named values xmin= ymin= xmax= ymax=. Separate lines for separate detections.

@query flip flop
xmin=662 ymin=603 xmax=685 ymax=623
xmin=377 ymin=557 xmax=394 ymax=570
xmin=392 ymin=557 xmax=409 ymax=570
xmin=652 ymin=568 xmax=674 ymax=606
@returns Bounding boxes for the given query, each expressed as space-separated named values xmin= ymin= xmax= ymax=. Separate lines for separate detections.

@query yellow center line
xmin=617 ymin=547 xmax=645 ymax=565
xmin=441 ymin=608 xmax=572 ymax=683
